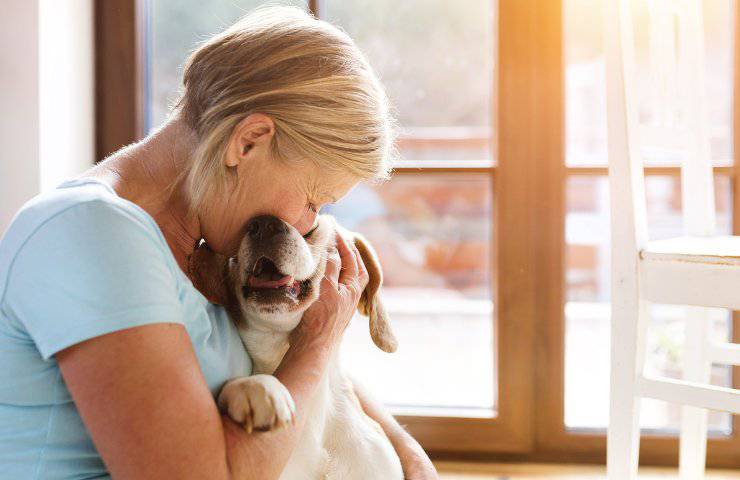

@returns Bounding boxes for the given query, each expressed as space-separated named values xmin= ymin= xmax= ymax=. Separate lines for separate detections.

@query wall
xmin=39 ymin=0 xmax=95 ymax=192
xmin=0 ymin=0 xmax=94 ymax=234
xmin=0 ymin=2 xmax=40 ymax=234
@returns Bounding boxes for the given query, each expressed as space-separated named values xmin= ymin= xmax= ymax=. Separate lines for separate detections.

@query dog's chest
xmin=282 ymin=366 xmax=403 ymax=480
xmin=239 ymin=328 xmax=403 ymax=480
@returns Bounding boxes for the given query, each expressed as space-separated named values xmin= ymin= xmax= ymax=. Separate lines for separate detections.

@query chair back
xmin=605 ymin=0 xmax=715 ymax=260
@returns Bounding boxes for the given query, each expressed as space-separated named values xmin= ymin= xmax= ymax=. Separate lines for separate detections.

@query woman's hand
xmin=290 ymin=232 xmax=369 ymax=352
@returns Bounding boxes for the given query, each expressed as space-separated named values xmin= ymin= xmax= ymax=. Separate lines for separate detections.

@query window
xmin=331 ymin=175 xmax=495 ymax=415
xmin=321 ymin=0 xmax=496 ymax=416
xmin=96 ymin=0 xmax=740 ymax=465
xmin=147 ymin=0 xmax=497 ymax=418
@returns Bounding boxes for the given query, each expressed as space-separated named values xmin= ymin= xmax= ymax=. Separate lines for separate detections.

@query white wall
xmin=1 ymin=1 xmax=40 ymax=235
xmin=39 ymin=0 xmax=95 ymax=192
xmin=0 ymin=0 xmax=94 ymax=234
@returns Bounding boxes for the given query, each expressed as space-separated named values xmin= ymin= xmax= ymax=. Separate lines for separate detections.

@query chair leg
xmin=679 ymin=307 xmax=712 ymax=480
xmin=608 ymin=300 xmax=648 ymax=480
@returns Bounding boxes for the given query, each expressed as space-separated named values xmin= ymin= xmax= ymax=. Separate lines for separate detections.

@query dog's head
xmin=228 ymin=214 xmax=397 ymax=353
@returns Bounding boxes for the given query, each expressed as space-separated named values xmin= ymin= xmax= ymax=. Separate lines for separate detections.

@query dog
xmin=189 ymin=214 xmax=403 ymax=479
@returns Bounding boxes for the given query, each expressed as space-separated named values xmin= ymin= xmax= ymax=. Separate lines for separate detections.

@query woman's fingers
xmin=297 ymin=232 xmax=366 ymax=346
xmin=322 ymin=246 xmax=341 ymax=288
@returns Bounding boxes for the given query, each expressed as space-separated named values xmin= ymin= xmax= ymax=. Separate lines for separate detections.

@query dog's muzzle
xmin=246 ymin=256 xmax=302 ymax=297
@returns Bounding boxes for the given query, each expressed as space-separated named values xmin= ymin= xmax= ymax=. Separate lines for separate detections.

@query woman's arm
xmin=57 ymin=233 xmax=365 ymax=479
xmin=351 ymin=379 xmax=439 ymax=480
xmin=57 ymin=322 xmax=233 ymax=479
xmin=57 ymin=321 xmax=333 ymax=479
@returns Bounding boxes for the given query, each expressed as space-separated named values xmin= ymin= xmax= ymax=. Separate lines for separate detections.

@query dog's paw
xmin=217 ymin=374 xmax=296 ymax=433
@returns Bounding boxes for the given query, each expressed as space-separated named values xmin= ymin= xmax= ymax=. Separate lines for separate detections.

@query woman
xmin=0 ymin=5 xmax=437 ymax=479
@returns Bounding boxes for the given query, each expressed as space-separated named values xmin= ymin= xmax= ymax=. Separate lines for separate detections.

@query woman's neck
xmin=86 ymin=113 xmax=202 ymax=274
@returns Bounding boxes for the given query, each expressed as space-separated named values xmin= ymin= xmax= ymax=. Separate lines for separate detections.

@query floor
xmin=435 ymin=461 xmax=740 ymax=479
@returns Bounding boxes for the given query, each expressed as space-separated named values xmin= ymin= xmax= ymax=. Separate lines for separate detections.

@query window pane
xmin=564 ymin=175 xmax=733 ymax=432
xmin=564 ymin=0 xmax=733 ymax=166
xmin=325 ymin=174 xmax=495 ymax=414
xmin=322 ymin=0 xmax=496 ymax=166
xmin=149 ymin=0 xmax=308 ymax=131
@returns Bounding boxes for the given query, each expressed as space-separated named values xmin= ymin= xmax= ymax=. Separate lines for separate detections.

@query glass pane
xmin=325 ymin=174 xmax=495 ymax=414
xmin=322 ymin=0 xmax=496 ymax=166
xmin=148 ymin=0 xmax=308 ymax=131
xmin=564 ymin=175 xmax=733 ymax=432
xmin=564 ymin=0 xmax=733 ymax=166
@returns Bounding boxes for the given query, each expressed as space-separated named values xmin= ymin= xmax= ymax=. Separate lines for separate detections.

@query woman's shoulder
xmin=0 ymin=177 xmax=177 ymax=308
xmin=0 ymin=178 xmax=185 ymax=360
xmin=1 ymin=178 xmax=164 ymax=256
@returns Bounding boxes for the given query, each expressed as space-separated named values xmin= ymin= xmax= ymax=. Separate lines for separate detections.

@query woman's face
xmin=199 ymin=114 xmax=359 ymax=256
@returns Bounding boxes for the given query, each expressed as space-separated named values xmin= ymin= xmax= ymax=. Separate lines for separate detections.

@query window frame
xmin=94 ymin=0 xmax=740 ymax=467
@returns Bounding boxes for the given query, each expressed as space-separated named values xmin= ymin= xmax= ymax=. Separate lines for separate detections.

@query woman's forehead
xmin=302 ymin=168 xmax=356 ymax=200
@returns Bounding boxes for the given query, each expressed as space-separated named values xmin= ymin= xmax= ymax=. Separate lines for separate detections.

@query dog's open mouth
xmin=245 ymin=256 xmax=301 ymax=298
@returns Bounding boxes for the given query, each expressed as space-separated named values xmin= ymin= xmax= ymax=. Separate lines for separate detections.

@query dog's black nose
xmin=246 ymin=215 xmax=288 ymax=241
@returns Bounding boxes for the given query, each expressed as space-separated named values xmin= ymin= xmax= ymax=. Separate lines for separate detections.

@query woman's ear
xmin=353 ymin=233 xmax=398 ymax=353
xmin=225 ymin=113 xmax=276 ymax=168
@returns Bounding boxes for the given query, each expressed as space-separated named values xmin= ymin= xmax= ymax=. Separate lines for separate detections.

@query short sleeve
xmin=2 ymin=200 xmax=185 ymax=359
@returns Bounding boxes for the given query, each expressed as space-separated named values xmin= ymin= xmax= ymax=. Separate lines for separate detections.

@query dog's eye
xmin=303 ymin=224 xmax=319 ymax=239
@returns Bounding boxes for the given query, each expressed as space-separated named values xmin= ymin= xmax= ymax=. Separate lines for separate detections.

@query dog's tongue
xmin=248 ymin=274 xmax=294 ymax=289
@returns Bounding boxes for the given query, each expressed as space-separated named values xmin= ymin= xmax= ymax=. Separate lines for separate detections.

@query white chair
xmin=605 ymin=0 xmax=740 ymax=479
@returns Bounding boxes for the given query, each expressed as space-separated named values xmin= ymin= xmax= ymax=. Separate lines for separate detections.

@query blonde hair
xmin=172 ymin=3 xmax=399 ymax=217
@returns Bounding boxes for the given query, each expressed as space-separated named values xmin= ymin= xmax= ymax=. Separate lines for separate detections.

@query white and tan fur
xmin=189 ymin=214 xmax=402 ymax=480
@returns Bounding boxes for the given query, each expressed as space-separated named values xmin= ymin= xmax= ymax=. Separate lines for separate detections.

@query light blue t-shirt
xmin=0 ymin=177 xmax=252 ymax=479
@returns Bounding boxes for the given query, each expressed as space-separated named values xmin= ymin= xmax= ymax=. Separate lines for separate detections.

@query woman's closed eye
xmin=293 ymin=202 xmax=320 ymax=237
xmin=303 ymin=223 xmax=319 ymax=239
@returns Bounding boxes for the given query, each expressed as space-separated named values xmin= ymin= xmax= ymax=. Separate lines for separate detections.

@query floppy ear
xmin=188 ymin=241 xmax=237 ymax=307
xmin=352 ymin=233 xmax=398 ymax=353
